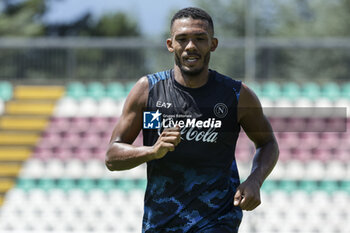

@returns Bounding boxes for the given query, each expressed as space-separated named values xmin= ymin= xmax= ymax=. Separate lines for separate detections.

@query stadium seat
xmin=305 ymin=161 xmax=326 ymax=180
xmin=321 ymin=82 xmax=340 ymax=100
xmin=320 ymin=180 xmax=338 ymax=194
xmin=56 ymin=179 xmax=75 ymax=192
xmin=0 ymin=81 xmax=13 ymax=101
xmin=124 ymin=81 xmax=136 ymax=94
xmin=261 ymin=82 xmax=281 ymax=100
xmin=46 ymin=117 xmax=71 ymax=133
xmin=313 ymin=147 xmax=333 ymax=162
xmin=45 ymin=159 xmax=65 ymax=178
xmin=294 ymin=97 xmax=314 ymax=109
xmin=246 ymin=82 xmax=261 ymax=97
xmin=300 ymin=132 xmax=320 ymax=149
xmin=301 ymin=82 xmax=321 ymax=100
xmin=19 ymin=159 xmax=45 ymax=179
xmin=98 ymin=98 xmax=123 ymax=117
xmin=326 ymin=161 xmax=347 ymax=180
xmin=281 ymin=82 xmax=300 ymax=100
xmin=53 ymin=97 xmax=79 ymax=116
xmin=86 ymin=82 xmax=106 ymax=100
xmin=88 ymin=117 xmax=111 ymax=133
xmin=66 ymin=82 xmax=86 ymax=99
xmin=341 ymin=82 xmax=350 ymax=99
xmin=273 ymin=98 xmax=294 ymax=117
xmin=292 ymin=147 xmax=312 ymax=161
xmin=299 ymin=180 xmax=318 ymax=194
xmin=285 ymin=160 xmax=305 ymax=179
xmin=340 ymin=181 xmax=350 ymax=193
xmin=106 ymin=82 xmax=126 ymax=100
xmin=77 ymin=98 xmax=98 ymax=117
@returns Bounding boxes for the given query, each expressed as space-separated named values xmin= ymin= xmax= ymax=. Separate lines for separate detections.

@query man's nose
xmin=185 ymin=39 xmax=197 ymax=51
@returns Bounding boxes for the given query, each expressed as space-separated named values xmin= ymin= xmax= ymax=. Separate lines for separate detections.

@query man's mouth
xmin=183 ymin=55 xmax=201 ymax=64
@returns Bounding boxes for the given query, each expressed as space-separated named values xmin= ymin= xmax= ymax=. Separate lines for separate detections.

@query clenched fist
xmin=151 ymin=126 xmax=181 ymax=160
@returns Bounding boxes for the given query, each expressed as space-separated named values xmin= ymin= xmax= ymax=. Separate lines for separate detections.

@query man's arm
xmin=105 ymin=77 xmax=181 ymax=171
xmin=233 ymin=83 xmax=279 ymax=211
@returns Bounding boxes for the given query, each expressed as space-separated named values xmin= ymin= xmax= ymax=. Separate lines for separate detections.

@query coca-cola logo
xmin=157 ymin=118 xmax=220 ymax=143
xmin=180 ymin=126 xmax=218 ymax=143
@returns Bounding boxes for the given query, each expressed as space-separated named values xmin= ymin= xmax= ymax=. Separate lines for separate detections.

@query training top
xmin=142 ymin=69 xmax=242 ymax=232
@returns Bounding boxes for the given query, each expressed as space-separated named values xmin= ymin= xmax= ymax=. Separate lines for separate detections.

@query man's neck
xmin=173 ymin=66 xmax=210 ymax=89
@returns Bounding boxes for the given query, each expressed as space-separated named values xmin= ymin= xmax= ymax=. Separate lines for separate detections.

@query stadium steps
xmin=0 ymin=116 xmax=49 ymax=131
xmin=13 ymin=85 xmax=65 ymax=100
xmin=4 ymin=100 xmax=56 ymax=115
xmin=0 ymin=147 xmax=31 ymax=162
xmin=0 ymin=179 xmax=15 ymax=193
xmin=0 ymin=85 xmax=64 ymax=207
xmin=0 ymin=131 xmax=40 ymax=146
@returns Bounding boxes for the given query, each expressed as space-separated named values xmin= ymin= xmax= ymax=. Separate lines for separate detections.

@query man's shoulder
xmin=146 ymin=69 xmax=172 ymax=89
xmin=211 ymin=69 xmax=242 ymax=93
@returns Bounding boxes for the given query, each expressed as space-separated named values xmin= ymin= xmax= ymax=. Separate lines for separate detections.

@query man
xmin=106 ymin=7 xmax=279 ymax=233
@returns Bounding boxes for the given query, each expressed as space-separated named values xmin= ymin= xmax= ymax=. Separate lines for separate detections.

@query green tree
xmin=0 ymin=1 xmax=146 ymax=81
xmin=192 ymin=0 xmax=350 ymax=82
xmin=0 ymin=0 xmax=45 ymax=36
xmin=90 ymin=12 xmax=140 ymax=37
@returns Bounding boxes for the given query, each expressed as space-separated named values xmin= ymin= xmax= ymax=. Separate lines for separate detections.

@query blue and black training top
xmin=142 ymin=69 xmax=242 ymax=233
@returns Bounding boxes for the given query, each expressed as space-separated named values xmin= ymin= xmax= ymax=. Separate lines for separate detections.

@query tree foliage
xmin=0 ymin=0 xmax=145 ymax=81
xmin=0 ymin=0 xmax=45 ymax=36
xmin=193 ymin=0 xmax=350 ymax=81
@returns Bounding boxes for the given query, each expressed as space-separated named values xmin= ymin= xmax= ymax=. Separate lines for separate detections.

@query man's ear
xmin=210 ymin=38 xmax=218 ymax=52
xmin=166 ymin=38 xmax=174 ymax=53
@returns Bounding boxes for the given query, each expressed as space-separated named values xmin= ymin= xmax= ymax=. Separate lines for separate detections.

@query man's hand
xmin=233 ymin=178 xmax=261 ymax=211
xmin=151 ymin=126 xmax=181 ymax=159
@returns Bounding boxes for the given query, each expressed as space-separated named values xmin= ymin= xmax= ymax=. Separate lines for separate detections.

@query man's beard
xmin=175 ymin=52 xmax=211 ymax=76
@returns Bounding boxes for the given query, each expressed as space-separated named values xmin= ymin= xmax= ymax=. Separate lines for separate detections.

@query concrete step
xmin=0 ymin=163 xmax=21 ymax=177
xmin=0 ymin=132 xmax=40 ymax=145
xmin=0 ymin=116 xmax=49 ymax=131
xmin=0 ymin=179 xmax=15 ymax=193
xmin=14 ymin=85 xmax=65 ymax=100
xmin=0 ymin=147 xmax=32 ymax=161
xmin=5 ymin=100 xmax=55 ymax=115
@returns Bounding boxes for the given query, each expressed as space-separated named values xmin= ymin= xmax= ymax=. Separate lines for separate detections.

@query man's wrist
xmin=145 ymin=146 xmax=157 ymax=161
xmin=247 ymin=171 xmax=264 ymax=188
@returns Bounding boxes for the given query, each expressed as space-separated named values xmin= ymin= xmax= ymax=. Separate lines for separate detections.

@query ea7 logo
xmin=156 ymin=101 xmax=172 ymax=108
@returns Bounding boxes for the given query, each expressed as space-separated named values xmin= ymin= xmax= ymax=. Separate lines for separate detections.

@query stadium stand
xmin=0 ymin=81 xmax=349 ymax=233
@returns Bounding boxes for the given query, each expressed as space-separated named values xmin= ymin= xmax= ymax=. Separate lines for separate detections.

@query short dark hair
xmin=170 ymin=7 xmax=214 ymax=35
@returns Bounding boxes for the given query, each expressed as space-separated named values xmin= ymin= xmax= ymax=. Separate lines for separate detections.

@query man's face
xmin=167 ymin=17 xmax=218 ymax=76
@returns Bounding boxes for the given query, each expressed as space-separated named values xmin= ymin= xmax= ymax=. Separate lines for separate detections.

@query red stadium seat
xmin=276 ymin=132 xmax=299 ymax=148
xmin=306 ymin=118 xmax=327 ymax=132
xmin=72 ymin=147 xmax=94 ymax=161
xmin=70 ymin=117 xmax=91 ymax=133
xmin=61 ymin=132 xmax=82 ymax=148
xmin=311 ymin=147 xmax=332 ymax=162
xmin=47 ymin=117 xmax=71 ymax=133
xmin=278 ymin=146 xmax=292 ymax=162
xmin=52 ymin=147 xmax=74 ymax=161
xmin=32 ymin=147 xmax=54 ymax=161
xmin=318 ymin=133 xmax=340 ymax=149
xmin=299 ymin=132 xmax=319 ymax=149
xmin=38 ymin=132 xmax=62 ymax=148
xmin=80 ymin=132 xmax=104 ymax=149
xmin=89 ymin=117 xmax=111 ymax=133
xmin=291 ymin=147 xmax=312 ymax=161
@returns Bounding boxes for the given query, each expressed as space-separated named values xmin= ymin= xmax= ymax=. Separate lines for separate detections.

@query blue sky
xmin=44 ymin=0 xmax=196 ymax=37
